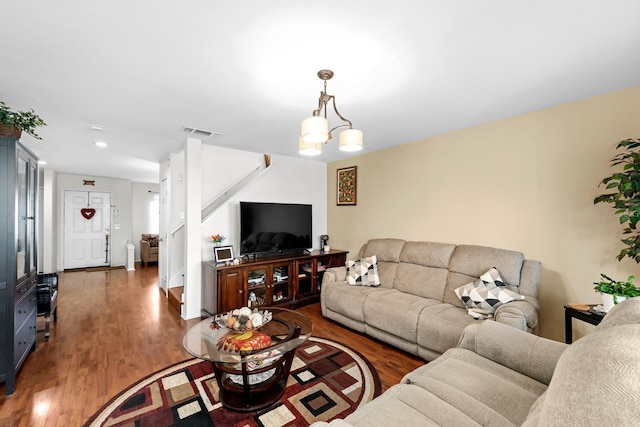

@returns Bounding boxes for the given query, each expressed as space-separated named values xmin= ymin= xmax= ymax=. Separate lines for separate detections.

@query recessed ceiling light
xmin=94 ymin=141 xmax=108 ymax=148
xmin=38 ymin=160 xmax=47 ymax=165
xmin=90 ymin=124 xmax=104 ymax=131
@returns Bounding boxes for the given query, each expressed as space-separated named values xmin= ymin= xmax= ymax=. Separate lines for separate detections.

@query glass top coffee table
xmin=183 ymin=307 xmax=312 ymax=412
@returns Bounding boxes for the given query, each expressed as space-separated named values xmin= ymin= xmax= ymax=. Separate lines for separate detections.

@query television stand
xmin=202 ymin=249 xmax=348 ymax=315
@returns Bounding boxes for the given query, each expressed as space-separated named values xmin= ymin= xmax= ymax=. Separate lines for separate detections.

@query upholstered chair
xmin=140 ymin=233 xmax=159 ymax=264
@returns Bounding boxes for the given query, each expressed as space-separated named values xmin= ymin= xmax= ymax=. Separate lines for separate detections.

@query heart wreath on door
xmin=81 ymin=208 xmax=96 ymax=220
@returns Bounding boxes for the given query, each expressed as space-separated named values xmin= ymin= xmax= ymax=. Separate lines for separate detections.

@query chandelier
xmin=299 ymin=69 xmax=363 ymax=156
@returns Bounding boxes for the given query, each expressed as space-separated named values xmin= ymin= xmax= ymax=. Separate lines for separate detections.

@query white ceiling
xmin=2 ymin=1 xmax=639 ymax=183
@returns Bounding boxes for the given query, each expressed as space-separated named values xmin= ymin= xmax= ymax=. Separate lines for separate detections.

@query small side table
xmin=564 ymin=304 xmax=605 ymax=344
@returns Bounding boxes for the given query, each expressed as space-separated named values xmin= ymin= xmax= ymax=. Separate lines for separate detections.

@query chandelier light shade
xmin=298 ymin=137 xmax=322 ymax=156
xmin=299 ymin=69 xmax=363 ymax=155
xmin=338 ymin=129 xmax=363 ymax=152
xmin=301 ymin=117 xmax=328 ymax=144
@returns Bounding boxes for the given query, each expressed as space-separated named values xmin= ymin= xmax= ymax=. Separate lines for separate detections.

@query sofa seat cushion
xmin=403 ymin=348 xmax=547 ymax=426
xmin=417 ymin=304 xmax=478 ymax=355
xmin=363 ymin=290 xmax=440 ymax=342
xmin=323 ymin=282 xmax=393 ymax=323
xmin=343 ymin=383 xmax=484 ymax=427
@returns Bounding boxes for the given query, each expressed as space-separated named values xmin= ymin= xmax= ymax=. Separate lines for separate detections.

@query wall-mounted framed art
xmin=337 ymin=166 xmax=357 ymax=206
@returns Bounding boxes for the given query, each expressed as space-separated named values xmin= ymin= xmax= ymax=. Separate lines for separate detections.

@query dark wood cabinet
xmin=294 ymin=252 xmax=347 ymax=306
xmin=202 ymin=250 xmax=347 ymax=315
xmin=1 ymin=136 xmax=39 ymax=395
xmin=218 ymin=268 xmax=244 ymax=314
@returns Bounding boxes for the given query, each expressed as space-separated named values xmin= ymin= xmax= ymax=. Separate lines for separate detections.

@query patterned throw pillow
xmin=147 ymin=236 xmax=159 ymax=247
xmin=346 ymin=255 xmax=381 ymax=287
xmin=454 ymin=267 xmax=524 ymax=319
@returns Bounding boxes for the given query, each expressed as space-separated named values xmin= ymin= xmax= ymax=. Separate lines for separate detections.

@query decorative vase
xmin=600 ymin=293 xmax=627 ymax=313
xmin=0 ymin=124 xmax=21 ymax=139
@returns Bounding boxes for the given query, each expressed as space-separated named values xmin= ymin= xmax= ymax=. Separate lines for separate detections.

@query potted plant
xmin=0 ymin=101 xmax=46 ymax=140
xmin=594 ymin=138 xmax=640 ymax=262
xmin=593 ymin=273 xmax=640 ymax=312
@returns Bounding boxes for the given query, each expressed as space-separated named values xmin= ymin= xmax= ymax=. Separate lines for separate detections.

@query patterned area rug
xmin=86 ymin=337 xmax=380 ymax=427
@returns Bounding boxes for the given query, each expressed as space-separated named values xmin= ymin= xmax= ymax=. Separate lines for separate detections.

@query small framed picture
xmin=214 ymin=245 xmax=235 ymax=265
xmin=337 ymin=166 xmax=357 ymax=206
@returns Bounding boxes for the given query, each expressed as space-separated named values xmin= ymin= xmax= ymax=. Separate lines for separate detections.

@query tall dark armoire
xmin=0 ymin=135 xmax=38 ymax=395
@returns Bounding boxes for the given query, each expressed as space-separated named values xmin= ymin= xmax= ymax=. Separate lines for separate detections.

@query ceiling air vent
xmin=181 ymin=126 xmax=221 ymax=138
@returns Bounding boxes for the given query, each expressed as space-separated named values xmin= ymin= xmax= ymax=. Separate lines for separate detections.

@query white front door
xmin=63 ymin=190 xmax=111 ymax=269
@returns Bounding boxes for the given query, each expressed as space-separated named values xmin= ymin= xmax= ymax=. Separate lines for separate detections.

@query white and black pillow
xmin=454 ymin=267 xmax=523 ymax=318
xmin=346 ymin=255 xmax=381 ymax=287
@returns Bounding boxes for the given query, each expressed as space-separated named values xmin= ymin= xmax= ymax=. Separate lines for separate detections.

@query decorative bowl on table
xmin=211 ymin=306 xmax=273 ymax=332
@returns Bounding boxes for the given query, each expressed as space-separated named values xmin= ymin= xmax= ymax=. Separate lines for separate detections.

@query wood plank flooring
xmin=0 ymin=265 xmax=424 ymax=427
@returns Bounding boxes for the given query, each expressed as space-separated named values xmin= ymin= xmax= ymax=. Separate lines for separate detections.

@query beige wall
xmin=327 ymin=85 xmax=640 ymax=342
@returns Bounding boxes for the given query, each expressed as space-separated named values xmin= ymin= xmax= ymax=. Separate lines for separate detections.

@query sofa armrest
xmin=140 ymin=240 xmax=151 ymax=261
xmin=322 ymin=266 xmax=347 ymax=285
xmin=320 ymin=266 xmax=347 ymax=316
xmin=457 ymin=321 xmax=568 ymax=385
xmin=494 ymin=297 xmax=540 ymax=332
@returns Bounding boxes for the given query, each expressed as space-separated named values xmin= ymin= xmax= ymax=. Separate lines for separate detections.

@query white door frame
xmin=63 ymin=190 xmax=112 ymax=269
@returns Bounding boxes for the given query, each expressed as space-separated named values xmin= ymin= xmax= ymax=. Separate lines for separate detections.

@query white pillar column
xmin=183 ymin=138 xmax=203 ymax=319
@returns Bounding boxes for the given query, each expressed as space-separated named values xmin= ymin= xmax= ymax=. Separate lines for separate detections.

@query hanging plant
xmin=594 ymin=138 xmax=640 ymax=262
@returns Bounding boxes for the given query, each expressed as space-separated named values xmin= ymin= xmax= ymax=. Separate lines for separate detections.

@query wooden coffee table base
xmin=211 ymin=325 xmax=301 ymax=412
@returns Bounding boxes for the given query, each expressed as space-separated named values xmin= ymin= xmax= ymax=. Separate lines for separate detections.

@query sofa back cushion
xmin=359 ymin=239 xmax=406 ymax=288
xmin=392 ymin=242 xmax=456 ymax=299
xmin=443 ymin=245 xmax=525 ymax=307
xmin=359 ymin=238 xmax=405 ymax=262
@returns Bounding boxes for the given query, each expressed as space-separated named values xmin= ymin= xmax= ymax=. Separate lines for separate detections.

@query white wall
xmin=39 ymin=168 xmax=57 ymax=274
xmin=55 ymin=173 xmax=133 ymax=269
xmin=328 ymin=85 xmax=640 ymax=342
xmin=131 ymin=181 xmax=160 ymax=261
xmin=162 ymin=142 xmax=327 ymax=319
xmin=199 ymin=146 xmax=328 ymax=261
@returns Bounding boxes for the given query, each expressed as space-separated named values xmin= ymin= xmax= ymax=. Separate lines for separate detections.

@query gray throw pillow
xmin=454 ymin=267 xmax=523 ymax=318
xmin=346 ymin=255 xmax=381 ymax=286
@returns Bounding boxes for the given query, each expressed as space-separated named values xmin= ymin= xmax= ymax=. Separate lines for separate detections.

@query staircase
xmin=168 ymin=286 xmax=183 ymax=315
xmin=171 ymin=154 xmax=272 ymax=237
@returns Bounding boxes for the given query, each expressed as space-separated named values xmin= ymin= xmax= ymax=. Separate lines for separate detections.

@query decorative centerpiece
xmin=211 ymin=307 xmax=273 ymax=352
xmin=0 ymin=101 xmax=46 ymax=140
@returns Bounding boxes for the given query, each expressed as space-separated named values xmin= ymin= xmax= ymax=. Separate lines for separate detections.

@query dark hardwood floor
xmin=0 ymin=265 xmax=423 ymax=426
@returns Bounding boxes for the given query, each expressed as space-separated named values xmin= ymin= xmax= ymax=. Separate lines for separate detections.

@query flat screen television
xmin=240 ymin=201 xmax=312 ymax=257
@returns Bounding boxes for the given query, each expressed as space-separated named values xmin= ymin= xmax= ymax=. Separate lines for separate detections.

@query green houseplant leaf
xmin=594 ymin=138 xmax=640 ymax=262
xmin=594 ymin=274 xmax=640 ymax=303
xmin=0 ymin=101 xmax=46 ymax=140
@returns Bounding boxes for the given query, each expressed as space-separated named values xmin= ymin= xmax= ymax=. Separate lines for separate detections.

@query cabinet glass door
xmin=247 ymin=268 xmax=267 ymax=308
xmin=28 ymin=160 xmax=37 ymax=276
xmin=16 ymin=156 xmax=28 ymax=280
xmin=272 ymin=264 xmax=291 ymax=304
xmin=316 ymin=259 xmax=328 ymax=292
xmin=297 ymin=261 xmax=314 ymax=297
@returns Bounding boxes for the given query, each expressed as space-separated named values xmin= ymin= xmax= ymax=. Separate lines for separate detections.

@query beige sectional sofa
xmin=321 ymin=238 xmax=541 ymax=361
xmin=312 ymin=297 xmax=640 ymax=427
